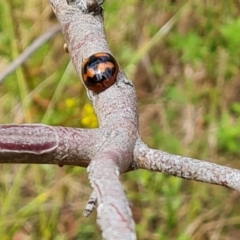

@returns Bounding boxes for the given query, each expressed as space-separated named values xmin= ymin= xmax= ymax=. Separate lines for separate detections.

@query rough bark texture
xmin=0 ymin=0 xmax=240 ymax=239
xmin=49 ymin=0 xmax=138 ymax=238
xmin=134 ymin=138 xmax=240 ymax=191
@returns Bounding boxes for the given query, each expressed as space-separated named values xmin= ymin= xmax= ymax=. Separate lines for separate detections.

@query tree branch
xmin=0 ymin=124 xmax=104 ymax=167
xmin=48 ymin=1 xmax=139 ymax=238
xmin=134 ymin=138 xmax=240 ymax=191
xmin=88 ymin=155 xmax=136 ymax=239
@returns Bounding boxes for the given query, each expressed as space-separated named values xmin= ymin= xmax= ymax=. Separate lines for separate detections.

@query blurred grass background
xmin=0 ymin=0 xmax=240 ymax=239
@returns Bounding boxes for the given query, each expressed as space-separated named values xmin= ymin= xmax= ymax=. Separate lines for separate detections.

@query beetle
xmin=81 ymin=52 xmax=119 ymax=93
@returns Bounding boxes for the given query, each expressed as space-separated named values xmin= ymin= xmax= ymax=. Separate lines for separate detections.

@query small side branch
xmin=134 ymin=139 xmax=240 ymax=191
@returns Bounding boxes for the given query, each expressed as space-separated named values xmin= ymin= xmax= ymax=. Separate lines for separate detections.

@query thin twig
xmin=0 ymin=25 xmax=61 ymax=83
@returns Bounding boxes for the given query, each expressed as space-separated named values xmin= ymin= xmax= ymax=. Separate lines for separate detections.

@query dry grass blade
xmin=0 ymin=25 xmax=61 ymax=83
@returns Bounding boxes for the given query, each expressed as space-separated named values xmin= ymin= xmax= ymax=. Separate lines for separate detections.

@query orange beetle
xmin=81 ymin=52 xmax=119 ymax=93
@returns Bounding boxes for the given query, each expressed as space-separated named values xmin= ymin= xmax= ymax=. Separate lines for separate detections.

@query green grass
xmin=0 ymin=0 xmax=240 ymax=239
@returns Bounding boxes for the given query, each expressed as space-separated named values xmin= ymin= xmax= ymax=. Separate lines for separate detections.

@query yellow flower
xmin=81 ymin=103 xmax=98 ymax=128
xmin=65 ymin=98 xmax=77 ymax=108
